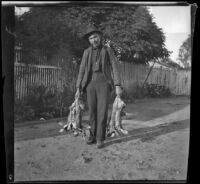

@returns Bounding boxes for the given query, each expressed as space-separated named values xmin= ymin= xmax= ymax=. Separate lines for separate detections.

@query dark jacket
xmin=76 ymin=46 xmax=121 ymax=92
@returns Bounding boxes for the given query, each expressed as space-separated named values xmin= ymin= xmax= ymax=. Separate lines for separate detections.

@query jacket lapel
xmin=101 ymin=47 xmax=107 ymax=72
xmin=87 ymin=46 xmax=92 ymax=72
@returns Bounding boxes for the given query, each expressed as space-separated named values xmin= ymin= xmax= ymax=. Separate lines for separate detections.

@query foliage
xmin=121 ymin=90 xmax=135 ymax=103
xmin=24 ymin=84 xmax=56 ymax=118
xmin=15 ymin=7 xmax=88 ymax=65
xmin=177 ymin=35 xmax=191 ymax=69
xmin=15 ymin=5 xmax=170 ymax=65
xmin=59 ymin=55 xmax=80 ymax=94
xmin=14 ymin=98 xmax=35 ymax=122
xmin=56 ymin=85 xmax=75 ymax=117
xmin=14 ymin=84 xmax=75 ymax=122
xmin=120 ymin=83 xmax=172 ymax=103
xmin=143 ymin=83 xmax=172 ymax=97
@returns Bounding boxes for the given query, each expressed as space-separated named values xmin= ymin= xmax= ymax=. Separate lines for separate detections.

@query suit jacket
xmin=76 ymin=46 xmax=121 ymax=92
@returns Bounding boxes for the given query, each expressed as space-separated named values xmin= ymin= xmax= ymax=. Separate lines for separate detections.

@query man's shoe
xmin=96 ymin=141 xmax=104 ymax=149
xmin=86 ymin=138 xmax=96 ymax=145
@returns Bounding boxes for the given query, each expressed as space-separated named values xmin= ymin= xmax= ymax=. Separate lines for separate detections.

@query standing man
xmin=75 ymin=24 xmax=122 ymax=148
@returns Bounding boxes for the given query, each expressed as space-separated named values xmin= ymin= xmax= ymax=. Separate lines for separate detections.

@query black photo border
xmin=2 ymin=1 xmax=199 ymax=184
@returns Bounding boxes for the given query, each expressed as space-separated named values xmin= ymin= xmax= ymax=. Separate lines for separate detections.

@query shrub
xmin=24 ymin=84 xmax=58 ymax=119
xmin=14 ymin=84 xmax=75 ymax=122
xmin=14 ymin=98 xmax=35 ymax=122
xmin=55 ymin=85 xmax=74 ymax=117
xmin=143 ymin=83 xmax=172 ymax=97
xmin=120 ymin=83 xmax=172 ymax=103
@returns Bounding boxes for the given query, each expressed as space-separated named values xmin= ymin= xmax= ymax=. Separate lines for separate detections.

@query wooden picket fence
xmin=14 ymin=63 xmax=63 ymax=99
xmin=117 ymin=62 xmax=191 ymax=96
xmin=14 ymin=62 xmax=191 ymax=99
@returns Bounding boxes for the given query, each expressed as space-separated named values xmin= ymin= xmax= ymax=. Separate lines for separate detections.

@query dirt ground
xmin=14 ymin=96 xmax=190 ymax=181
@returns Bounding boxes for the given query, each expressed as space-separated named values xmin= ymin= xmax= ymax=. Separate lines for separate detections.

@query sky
xmin=148 ymin=6 xmax=191 ymax=64
xmin=15 ymin=5 xmax=191 ymax=64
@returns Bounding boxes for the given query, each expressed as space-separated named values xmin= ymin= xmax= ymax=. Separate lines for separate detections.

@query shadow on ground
xmin=104 ymin=119 xmax=189 ymax=148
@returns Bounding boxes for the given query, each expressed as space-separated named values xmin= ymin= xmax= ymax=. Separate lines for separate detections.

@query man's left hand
xmin=115 ymin=86 xmax=122 ymax=97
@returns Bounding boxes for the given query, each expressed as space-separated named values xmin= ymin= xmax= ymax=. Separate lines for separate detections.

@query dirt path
xmin=14 ymin=97 xmax=190 ymax=181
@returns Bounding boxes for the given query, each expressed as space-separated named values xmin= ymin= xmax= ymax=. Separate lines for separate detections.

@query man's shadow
xmin=103 ymin=119 xmax=189 ymax=148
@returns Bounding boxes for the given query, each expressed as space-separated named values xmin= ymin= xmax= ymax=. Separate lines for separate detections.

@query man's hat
xmin=82 ymin=24 xmax=102 ymax=40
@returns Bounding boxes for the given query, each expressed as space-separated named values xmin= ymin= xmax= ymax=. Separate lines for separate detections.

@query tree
xmin=15 ymin=5 xmax=170 ymax=65
xmin=61 ymin=5 xmax=170 ymax=63
xmin=15 ymin=7 xmax=88 ymax=65
xmin=177 ymin=35 xmax=191 ymax=69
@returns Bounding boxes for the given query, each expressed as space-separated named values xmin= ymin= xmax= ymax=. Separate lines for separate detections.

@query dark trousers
xmin=86 ymin=73 xmax=110 ymax=141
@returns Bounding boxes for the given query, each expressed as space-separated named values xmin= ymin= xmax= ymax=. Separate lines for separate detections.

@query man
xmin=75 ymin=24 xmax=122 ymax=148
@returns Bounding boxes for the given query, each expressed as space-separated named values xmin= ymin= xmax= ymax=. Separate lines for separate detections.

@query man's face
xmin=88 ymin=33 xmax=101 ymax=48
